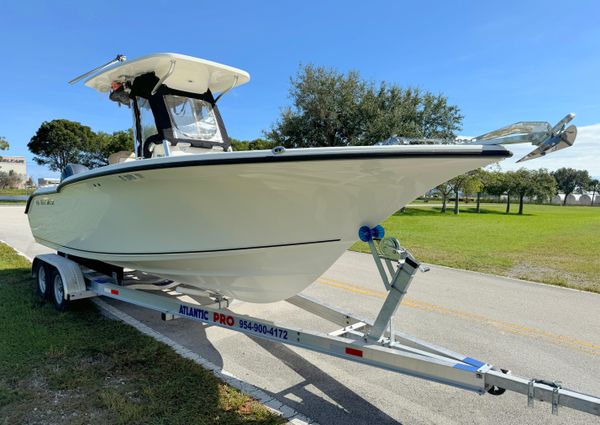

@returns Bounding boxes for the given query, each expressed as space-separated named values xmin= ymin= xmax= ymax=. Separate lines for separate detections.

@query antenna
xmin=68 ymin=54 xmax=127 ymax=85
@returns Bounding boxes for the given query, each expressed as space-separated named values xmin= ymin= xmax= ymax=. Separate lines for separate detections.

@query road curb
xmin=0 ymin=239 xmax=317 ymax=425
xmin=95 ymin=299 xmax=317 ymax=425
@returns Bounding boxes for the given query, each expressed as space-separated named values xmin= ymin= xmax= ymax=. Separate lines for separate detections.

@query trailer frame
xmin=31 ymin=225 xmax=600 ymax=418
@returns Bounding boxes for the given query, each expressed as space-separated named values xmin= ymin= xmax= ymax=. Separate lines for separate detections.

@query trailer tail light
xmin=345 ymin=347 xmax=363 ymax=357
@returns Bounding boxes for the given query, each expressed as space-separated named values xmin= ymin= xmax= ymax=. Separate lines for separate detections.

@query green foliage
xmin=0 ymin=136 xmax=8 ymax=163
xmin=0 ymin=188 xmax=28 ymax=196
xmin=435 ymin=182 xmax=453 ymax=213
xmin=266 ymin=64 xmax=463 ymax=148
xmin=437 ymin=168 xmax=558 ymax=215
xmin=462 ymin=171 xmax=484 ymax=196
xmin=448 ymin=172 xmax=475 ymax=214
xmin=530 ymin=169 xmax=556 ymax=202
xmin=510 ymin=168 xmax=556 ymax=214
xmin=464 ymin=169 xmax=488 ymax=212
xmin=28 ymin=120 xmax=96 ymax=172
xmin=230 ymin=137 xmax=276 ymax=151
xmin=0 ymin=170 xmax=23 ymax=190
xmin=28 ymin=120 xmax=133 ymax=172
xmin=81 ymin=129 xmax=134 ymax=168
xmin=552 ymin=167 xmax=591 ymax=205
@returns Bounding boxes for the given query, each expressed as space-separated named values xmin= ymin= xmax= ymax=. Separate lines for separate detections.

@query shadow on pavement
xmin=251 ymin=337 xmax=404 ymax=425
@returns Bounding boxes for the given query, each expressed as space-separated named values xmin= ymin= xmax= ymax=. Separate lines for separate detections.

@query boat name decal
xmin=118 ymin=173 xmax=144 ymax=182
xmin=35 ymin=198 xmax=54 ymax=206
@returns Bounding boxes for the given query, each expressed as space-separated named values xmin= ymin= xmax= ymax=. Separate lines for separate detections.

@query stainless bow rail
xmin=31 ymin=225 xmax=600 ymax=418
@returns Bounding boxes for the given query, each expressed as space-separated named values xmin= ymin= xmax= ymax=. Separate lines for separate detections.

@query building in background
xmin=0 ymin=156 xmax=27 ymax=188
xmin=38 ymin=177 xmax=60 ymax=187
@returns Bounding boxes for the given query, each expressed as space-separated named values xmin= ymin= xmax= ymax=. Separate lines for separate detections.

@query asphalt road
xmin=2 ymin=205 xmax=600 ymax=424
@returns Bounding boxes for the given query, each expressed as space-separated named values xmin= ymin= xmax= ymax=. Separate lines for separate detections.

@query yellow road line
xmin=317 ymin=277 xmax=600 ymax=357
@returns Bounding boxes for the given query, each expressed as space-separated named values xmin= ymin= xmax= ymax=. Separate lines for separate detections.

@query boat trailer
xmin=32 ymin=225 xmax=600 ymax=418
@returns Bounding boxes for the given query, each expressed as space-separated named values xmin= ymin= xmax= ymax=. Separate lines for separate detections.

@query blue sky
xmin=1 ymin=0 xmax=599 ymax=180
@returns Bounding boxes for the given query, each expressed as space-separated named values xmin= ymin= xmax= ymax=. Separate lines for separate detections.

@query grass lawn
xmin=351 ymin=204 xmax=600 ymax=293
xmin=0 ymin=188 xmax=29 ymax=196
xmin=0 ymin=200 xmax=26 ymax=205
xmin=0 ymin=243 xmax=283 ymax=425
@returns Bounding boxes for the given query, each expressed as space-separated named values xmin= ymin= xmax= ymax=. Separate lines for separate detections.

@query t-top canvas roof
xmin=85 ymin=53 xmax=250 ymax=94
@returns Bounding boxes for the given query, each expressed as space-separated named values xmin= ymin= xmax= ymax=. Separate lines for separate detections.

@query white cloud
xmin=490 ymin=123 xmax=600 ymax=178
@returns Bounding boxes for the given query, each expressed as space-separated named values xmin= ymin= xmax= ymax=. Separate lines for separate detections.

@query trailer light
xmin=111 ymin=289 xmax=119 ymax=295
xmin=345 ymin=347 xmax=363 ymax=357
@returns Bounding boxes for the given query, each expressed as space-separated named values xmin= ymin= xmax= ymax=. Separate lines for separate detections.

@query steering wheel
xmin=142 ymin=134 xmax=163 ymax=159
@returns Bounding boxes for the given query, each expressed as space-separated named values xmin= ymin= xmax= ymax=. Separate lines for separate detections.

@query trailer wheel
xmin=50 ymin=269 xmax=69 ymax=311
xmin=34 ymin=262 xmax=51 ymax=300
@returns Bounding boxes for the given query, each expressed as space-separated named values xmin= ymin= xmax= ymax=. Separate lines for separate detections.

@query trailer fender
xmin=32 ymin=254 xmax=89 ymax=300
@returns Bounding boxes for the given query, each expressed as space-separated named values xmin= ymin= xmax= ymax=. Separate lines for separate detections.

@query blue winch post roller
xmin=358 ymin=225 xmax=385 ymax=242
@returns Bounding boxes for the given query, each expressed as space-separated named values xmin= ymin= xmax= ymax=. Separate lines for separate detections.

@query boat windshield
xmin=137 ymin=97 xmax=158 ymax=142
xmin=164 ymin=95 xmax=222 ymax=143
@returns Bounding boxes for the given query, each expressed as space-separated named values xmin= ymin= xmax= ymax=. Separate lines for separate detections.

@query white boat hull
xmin=27 ymin=146 xmax=508 ymax=302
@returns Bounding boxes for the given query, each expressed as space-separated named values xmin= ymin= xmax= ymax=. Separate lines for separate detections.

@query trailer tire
xmin=50 ymin=268 xmax=69 ymax=311
xmin=34 ymin=261 xmax=51 ymax=300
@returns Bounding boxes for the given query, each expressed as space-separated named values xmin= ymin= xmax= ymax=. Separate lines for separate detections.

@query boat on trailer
xmin=26 ymin=52 xmax=520 ymax=303
xmin=31 ymin=224 xmax=600 ymax=418
xmin=27 ymin=53 xmax=599 ymax=418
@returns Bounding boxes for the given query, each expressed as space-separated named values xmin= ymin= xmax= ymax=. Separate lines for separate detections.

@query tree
xmin=511 ymin=169 xmax=533 ymax=215
xmin=81 ymin=130 xmax=133 ymax=168
xmin=230 ymin=138 xmax=276 ymax=151
xmin=436 ymin=182 xmax=453 ymax=213
xmin=0 ymin=170 xmax=23 ymax=189
xmin=6 ymin=170 xmax=22 ymax=189
xmin=532 ymin=169 xmax=557 ymax=206
xmin=511 ymin=169 xmax=556 ymax=215
xmin=469 ymin=169 xmax=491 ymax=213
xmin=0 ymin=136 xmax=7 ymax=163
xmin=266 ymin=65 xmax=463 ymax=148
xmin=552 ymin=168 xmax=591 ymax=206
xmin=589 ymin=179 xmax=599 ymax=206
xmin=502 ymin=172 xmax=517 ymax=214
xmin=28 ymin=119 xmax=96 ymax=172
xmin=463 ymin=170 xmax=486 ymax=211
xmin=485 ymin=171 xmax=512 ymax=213
xmin=448 ymin=173 xmax=470 ymax=214
xmin=28 ymin=120 xmax=133 ymax=172
xmin=445 ymin=171 xmax=484 ymax=215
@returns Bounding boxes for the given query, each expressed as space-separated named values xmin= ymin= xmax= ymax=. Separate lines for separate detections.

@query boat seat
xmin=108 ymin=151 xmax=136 ymax=164
xmin=151 ymin=143 xmax=191 ymax=158
xmin=61 ymin=163 xmax=89 ymax=181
